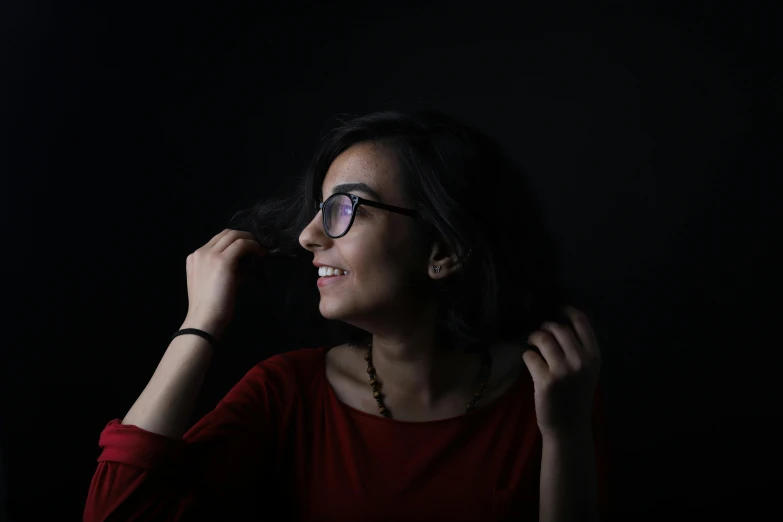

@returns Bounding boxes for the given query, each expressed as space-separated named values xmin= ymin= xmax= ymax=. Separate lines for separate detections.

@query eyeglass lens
xmin=324 ymin=194 xmax=354 ymax=237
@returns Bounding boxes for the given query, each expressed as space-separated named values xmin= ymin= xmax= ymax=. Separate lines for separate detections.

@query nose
xmin=298 ymin=209 xmax=332 ymax=252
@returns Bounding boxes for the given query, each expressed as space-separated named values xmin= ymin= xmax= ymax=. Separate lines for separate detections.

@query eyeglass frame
xmin=317 ymin=192 xmax=419 ymax=238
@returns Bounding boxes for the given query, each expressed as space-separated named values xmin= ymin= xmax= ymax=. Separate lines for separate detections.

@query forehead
xmin=321 ymin=142 xmax=400 ymax=202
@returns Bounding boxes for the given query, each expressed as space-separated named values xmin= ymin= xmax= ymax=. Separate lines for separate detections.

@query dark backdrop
xmin=2 ymin=2 xmax=779 ymax=520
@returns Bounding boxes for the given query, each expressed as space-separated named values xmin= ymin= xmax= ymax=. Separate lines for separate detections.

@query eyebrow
xmin=324 ymin=182 xmax=382 ymax=201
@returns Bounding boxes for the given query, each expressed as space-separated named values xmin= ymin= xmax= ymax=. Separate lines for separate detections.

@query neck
xmin=367 ymin=333 xmax=479 ymax=407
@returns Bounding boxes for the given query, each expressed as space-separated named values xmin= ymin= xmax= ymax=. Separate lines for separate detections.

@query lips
xmin=317 ymin=273 xmax=347 ymax=288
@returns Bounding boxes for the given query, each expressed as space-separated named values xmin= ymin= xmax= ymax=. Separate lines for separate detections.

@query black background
xmin=2 ymin=1 xmax=780 ymax=520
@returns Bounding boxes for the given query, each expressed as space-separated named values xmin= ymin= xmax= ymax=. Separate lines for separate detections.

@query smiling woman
xmin=84 ymin=109 xmax=610 ymax=522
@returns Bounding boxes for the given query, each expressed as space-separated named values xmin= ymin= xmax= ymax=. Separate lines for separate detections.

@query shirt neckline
xmin=319 ymin=345 xmax=529 ymax=426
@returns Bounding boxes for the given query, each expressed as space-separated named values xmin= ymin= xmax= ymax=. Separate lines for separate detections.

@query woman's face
xmin=298 ymin=141 xmax=432 ymax=329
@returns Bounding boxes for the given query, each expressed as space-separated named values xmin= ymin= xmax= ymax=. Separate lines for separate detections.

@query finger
xmin=222 ymin=238 xmax=266 ymax=267
xmin=540 ymin=321 xmax=586 ymax=367
xmin=563 ymin=305 xmax=601 ymax=359
xmin=528 ymin=330 xmax=567 ymax=374
xmin=521 ymin=347 xmax=549 ymax=381
xmin=214 ymin=229 xmax=254 ymax=253
xmin=206 ymin=228 xmax=234 ymax=248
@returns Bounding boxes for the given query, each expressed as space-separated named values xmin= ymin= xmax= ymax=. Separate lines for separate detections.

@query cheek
xmin=371 ymin=252 xmax=425 ymax=294
xmin=349 ymin=248 xmax=402 ymax=289
xmin=349 ymin=222 xmax=422 ymax=283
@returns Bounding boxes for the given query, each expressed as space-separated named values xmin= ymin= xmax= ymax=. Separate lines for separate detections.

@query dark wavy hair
xmin=230 ymin=109 xmax=573 ymax=353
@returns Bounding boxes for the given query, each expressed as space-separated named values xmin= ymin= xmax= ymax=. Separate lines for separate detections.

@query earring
xmin=433 ymin=265 xmax=441 ymax=273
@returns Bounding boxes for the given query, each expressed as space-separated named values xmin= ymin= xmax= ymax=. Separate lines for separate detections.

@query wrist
xmin=541 ymin=424 xmax=594 ymax=447
xmin=180 ymin=315 xmax=226 ymax=342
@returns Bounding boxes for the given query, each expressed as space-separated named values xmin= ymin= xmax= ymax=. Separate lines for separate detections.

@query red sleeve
xmin=83 ymin=353 xmax=296 ymax=522
xmin=592 ymin=380 xmax=611 ymax=520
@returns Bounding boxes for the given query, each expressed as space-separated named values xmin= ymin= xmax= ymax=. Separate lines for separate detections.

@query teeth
xmin=318 ymin=266 xmax=349 ymax=277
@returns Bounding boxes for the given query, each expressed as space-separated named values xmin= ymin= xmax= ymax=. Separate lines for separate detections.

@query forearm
xmin=121 ymin=316 xmax=221 ymax=438
xmin=539 ymin=430 xmax=599 ymax=522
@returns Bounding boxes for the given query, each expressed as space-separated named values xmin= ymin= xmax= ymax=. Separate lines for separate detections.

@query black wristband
xmin=172 ymin=328 xmax=221 ymax=351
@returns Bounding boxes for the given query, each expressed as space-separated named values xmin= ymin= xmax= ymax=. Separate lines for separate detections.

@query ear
xmin=427 ymin=236 xmax=462 ymax=280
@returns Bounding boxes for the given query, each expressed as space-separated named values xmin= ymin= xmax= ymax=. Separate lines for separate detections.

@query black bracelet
xmin=172 ymin=328 xmax=221 ymax=351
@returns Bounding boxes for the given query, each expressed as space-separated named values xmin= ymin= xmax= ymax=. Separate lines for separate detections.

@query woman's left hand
xmin=522 ymin=305 xmax=602 ymax=440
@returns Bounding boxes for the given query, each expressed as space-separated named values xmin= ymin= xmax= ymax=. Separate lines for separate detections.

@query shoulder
xmin=273 ymin=345 xmax=331 ymax=367
xmin=252 ymin=345 xmax=331 ymax=382
xmin=223 ymin=345 xmax=333 ymax=410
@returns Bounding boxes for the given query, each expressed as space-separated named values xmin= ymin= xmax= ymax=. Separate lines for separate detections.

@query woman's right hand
xmin=182 ymin=229 xmax=267 ymax=339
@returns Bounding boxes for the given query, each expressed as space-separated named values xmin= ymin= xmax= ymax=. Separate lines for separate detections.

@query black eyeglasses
xmin=317 ymin=192 xmax=419 ymax=238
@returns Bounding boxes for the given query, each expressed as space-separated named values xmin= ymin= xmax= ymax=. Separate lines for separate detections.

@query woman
xmin=84 ymin=110 xmax=609 ymax=521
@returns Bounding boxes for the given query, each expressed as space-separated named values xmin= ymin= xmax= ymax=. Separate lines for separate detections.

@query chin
xmin=318 ymin=298 xmax=346 ymax=320
xmin=318 ymin=303 xmax=336 ymax=319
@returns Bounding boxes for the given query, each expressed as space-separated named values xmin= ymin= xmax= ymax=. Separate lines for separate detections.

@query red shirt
xmin=84 ymin=346 xmax=610 ymax=521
